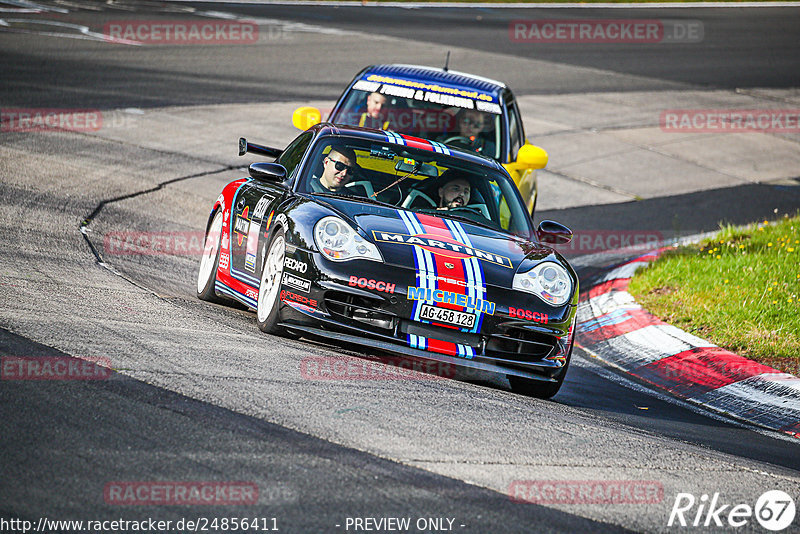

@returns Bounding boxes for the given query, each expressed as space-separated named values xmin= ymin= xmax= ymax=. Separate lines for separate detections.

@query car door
xmin=229 ymin=131 xmax=314 ymax=291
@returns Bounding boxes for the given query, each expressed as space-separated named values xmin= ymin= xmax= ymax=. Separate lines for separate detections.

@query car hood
xmin=318 ymin=196 xmax=563 ymax=285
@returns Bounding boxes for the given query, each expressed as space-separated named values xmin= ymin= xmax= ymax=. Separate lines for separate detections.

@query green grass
xmin=628 ymin=214 xmax=800 ymax=375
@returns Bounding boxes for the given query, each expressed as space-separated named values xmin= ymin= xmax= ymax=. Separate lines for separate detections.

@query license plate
xmin=419 ymin=304 xmax=476 ymax=328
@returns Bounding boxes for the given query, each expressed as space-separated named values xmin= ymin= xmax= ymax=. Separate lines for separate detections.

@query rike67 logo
xmin=668 ymin=490 xmax=796 ymax=531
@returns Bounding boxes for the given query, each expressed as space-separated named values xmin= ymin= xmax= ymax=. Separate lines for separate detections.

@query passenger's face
xmin=366 ymin=93 xmax=388 ymax=119
xmin=459 ymin=111 xmax=485 ymax=137
xmin=439 ymin=179 xmax=471 ymax=209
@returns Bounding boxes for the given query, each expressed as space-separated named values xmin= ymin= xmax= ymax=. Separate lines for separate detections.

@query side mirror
xmin=536 ymin=220 xmax=572 ymax=245
xmin=292 ymin=106 xmax=322 ymax=130
xmin=516 ymin=143 xmax=548 ymax=170
xmin=249 ymin=162 xmax=287 ymax=183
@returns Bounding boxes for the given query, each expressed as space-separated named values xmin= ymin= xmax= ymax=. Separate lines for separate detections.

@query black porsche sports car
xmin=197 ymin=124 xmax=578 ymax=398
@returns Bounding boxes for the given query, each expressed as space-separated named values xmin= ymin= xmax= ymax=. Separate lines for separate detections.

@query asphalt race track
xmin=1 ymin=1 xmax=799 ymax=533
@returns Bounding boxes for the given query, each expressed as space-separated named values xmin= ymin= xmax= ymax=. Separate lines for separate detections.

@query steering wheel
xmin=449 ymin=206 xmax=484 ymax=216
xmin=442 ymin=135 xmax=473 ymax=146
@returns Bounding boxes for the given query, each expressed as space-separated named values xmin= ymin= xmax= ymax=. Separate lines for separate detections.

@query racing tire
xmin=197 ymin=210 xmax=224 ymax=303
xmin=256 ymin=229 xmax=287 ymax=335
xmin=508 ymin=344 xmax=572 ymax=399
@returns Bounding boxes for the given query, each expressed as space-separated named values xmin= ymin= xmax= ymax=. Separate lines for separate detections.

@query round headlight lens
xmin=313 ymin=216 xmax=382 ymax=262
xmin=512 ymin=261 xmax=572 ymax=306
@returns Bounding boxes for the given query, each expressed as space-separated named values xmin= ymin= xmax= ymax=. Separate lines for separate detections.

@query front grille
xmin=324 ymin=291 xmax=396 ymax=331
xmin=485 ymin=326 xmax=556 ymax=361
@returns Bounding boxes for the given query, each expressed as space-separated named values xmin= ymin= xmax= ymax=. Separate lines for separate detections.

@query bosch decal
xmin=373 ymin=231 xmax=512 ymax=268
xmin=348 ymin=276 xmax=396 ymax=294
xmin=508 ymin=307 xmax=549 ymax=324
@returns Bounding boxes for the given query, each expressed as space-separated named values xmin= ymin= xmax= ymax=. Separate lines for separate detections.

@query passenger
xmin=359 ymin=92 xmax=391 ymax=130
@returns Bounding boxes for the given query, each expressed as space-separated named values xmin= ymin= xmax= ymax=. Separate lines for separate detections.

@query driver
xmin=445 ymin=109 xmax=495 ymax=156
xmin=359 ymin=92 xmax=391 ymax=130
xmin=437 ymin=176 xmax=471 ymax=210
xmin=309 ymin=145 xmax=358 ymax=193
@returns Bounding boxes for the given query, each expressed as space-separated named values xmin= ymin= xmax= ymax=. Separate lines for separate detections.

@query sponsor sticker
xmin=283 ymin=272 xmax=311 ymax=293
xmin=280 ymin=290 xmax=316 ymax=309
xmin=508 ymin=307 xmax=549 ymax=324
xmin=284 ymin=257 xmax=308 ymax=274
xmin=374 ymin=231 xmax=512 ymax=268
xmin=348 ymin=276 xmax=396 ymax=294
xmin=407 ymin=287 xmax=495 ymax=315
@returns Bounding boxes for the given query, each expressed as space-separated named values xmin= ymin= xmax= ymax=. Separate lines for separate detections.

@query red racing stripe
xmin=633 ymin=347 xmax=783 ymax=399
xmin=426 ymin=337 xmax=458 ymax=357
xmin=585 ymin=278 xmax=630 ymax=300
xmin=399 ymin=134 xmax=435 ymax=151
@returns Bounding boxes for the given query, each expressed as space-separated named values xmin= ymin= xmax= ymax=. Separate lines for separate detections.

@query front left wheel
xmin=508 ymin=343 xmax=572 ymax=399
xmin=256 ymin=229 xmax=286 ymax=334
xmin=197 ymin=210 xmax=224 ymax=302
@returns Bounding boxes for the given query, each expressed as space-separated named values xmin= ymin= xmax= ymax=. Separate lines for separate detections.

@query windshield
xmin=330 ymin=82 xmax=503 ymax=161
xmin=299 ymin=136 xmax=532 ymax=237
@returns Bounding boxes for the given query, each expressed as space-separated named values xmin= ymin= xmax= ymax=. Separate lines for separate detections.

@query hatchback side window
xmin=507 ymin=99 xmax=524 ymax=160
xmin=278 ymin=131 xmax=313 ymax=180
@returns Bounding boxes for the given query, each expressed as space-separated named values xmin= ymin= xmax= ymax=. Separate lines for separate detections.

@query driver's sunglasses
xmin=461 ymin=117 xmax=483 ymax=128
xmin=328 ymin=157 xmax=354 ymax=174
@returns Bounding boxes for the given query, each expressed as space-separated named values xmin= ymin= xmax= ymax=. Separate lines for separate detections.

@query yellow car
xmin=292 ymin=64 xmax=548 ymax=215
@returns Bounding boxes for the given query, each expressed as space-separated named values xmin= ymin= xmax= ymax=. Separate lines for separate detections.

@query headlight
xmin=513 ymin=261 xmax=572 ymax=306
xmin=313 ymin=216 xmax=383 ymax=262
